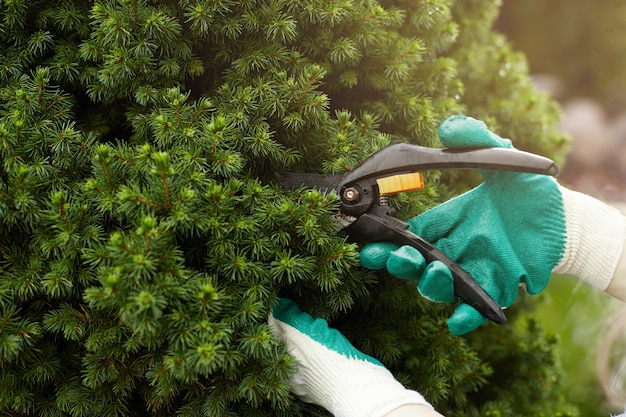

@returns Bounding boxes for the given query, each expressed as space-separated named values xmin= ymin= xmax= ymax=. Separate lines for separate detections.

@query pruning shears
xmin=277 ymin=143 xmax=559 ymax=325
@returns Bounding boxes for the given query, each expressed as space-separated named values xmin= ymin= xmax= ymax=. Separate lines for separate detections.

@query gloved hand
xmin=268 ymin=298 xmax=433 ymax=417
xmin=360 ymin=115 xmax=626 ymax=335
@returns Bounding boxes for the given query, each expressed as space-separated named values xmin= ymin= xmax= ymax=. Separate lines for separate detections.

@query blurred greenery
xmin=497 ymin=1 xmax=626 ymax=112
xmin=517 ymin=276 xmax=624 ymax=417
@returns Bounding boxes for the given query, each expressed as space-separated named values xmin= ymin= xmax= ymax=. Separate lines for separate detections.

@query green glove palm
xmin=361 ymin=115 xmax=569 ymax=335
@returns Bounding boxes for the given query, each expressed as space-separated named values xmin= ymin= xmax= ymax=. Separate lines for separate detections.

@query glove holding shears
xmin=360 ymin=115 xmax=626 ymax=335
xmin=268 ymin=115 xmax=626 ymax=417
xmin=278 ymin=114 xmax=625 ymax=335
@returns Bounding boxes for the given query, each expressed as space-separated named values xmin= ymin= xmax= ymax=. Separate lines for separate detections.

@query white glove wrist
xmin=268 ymin=309 xmax=431 ymax=417
xmin=553 ymin=186 xmax=626 ymax=291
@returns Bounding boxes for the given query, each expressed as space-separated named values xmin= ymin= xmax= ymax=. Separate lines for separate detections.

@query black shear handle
xmin=352 ymin=207 xmax=507 ymax=325
xmin=339 ymin=144 xmax=559 ymax=190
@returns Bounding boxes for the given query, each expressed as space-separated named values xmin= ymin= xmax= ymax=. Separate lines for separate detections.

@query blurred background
xmin=496 ymin=2 xmax=626 ymax=416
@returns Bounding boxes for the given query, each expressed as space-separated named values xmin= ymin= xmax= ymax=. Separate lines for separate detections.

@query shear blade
xmin=275 ymin=172 xmax=343 ymax=193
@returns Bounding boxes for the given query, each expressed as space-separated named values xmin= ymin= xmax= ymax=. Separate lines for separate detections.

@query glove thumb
xmin=438 ymin=115 xmax=512 ymax=149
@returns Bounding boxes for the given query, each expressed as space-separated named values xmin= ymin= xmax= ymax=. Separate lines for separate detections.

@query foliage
xmin=0 ymin=1 xmax=571 ymax=416
xmin=523 ymin=277 xmax=622 ymax=417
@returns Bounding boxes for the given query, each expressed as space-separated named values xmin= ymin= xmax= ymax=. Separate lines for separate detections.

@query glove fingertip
xmin=447 ymin=303 xmax=488 ymax=336
xmin=386 ymin=245 xmax=426 ymax=280
xmin=270 ymin=297 xmax=308 ymax=326
xmin=359 ymin=242 xmax=400 ymax=270
xmin=417 ymin=261 xmax=456 ymax=302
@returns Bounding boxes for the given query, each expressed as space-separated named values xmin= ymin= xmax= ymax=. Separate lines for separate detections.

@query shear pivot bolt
xmin=343 ymin=187 xmax=359 ymax=202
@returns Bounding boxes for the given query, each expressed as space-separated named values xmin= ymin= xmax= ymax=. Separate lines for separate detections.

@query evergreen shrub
xmin=0 ymin=1 xmax=574 ymax=416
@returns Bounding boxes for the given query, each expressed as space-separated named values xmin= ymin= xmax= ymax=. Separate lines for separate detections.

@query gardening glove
xmin=268 ymin=298 xmax=433 ymax=417
xmin=360 ymin=115 xmax=626 ymax=336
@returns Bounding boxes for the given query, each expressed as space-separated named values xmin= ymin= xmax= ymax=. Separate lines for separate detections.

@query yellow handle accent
xmin=376 ymin=173 xmax=425 ymax=195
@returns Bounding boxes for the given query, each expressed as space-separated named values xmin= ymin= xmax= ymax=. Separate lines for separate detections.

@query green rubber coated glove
xmin=268 ymin=298 xmax=431 ymax=417
xmin=360 ymin=115 xmax=625 ymax=335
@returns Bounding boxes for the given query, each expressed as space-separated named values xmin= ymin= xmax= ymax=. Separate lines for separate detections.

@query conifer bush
xmin=0 ymin=1 xmax=574 ymax=416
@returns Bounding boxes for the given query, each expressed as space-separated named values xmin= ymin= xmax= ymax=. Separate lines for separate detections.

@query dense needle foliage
xmin=0 ymin=1 xmax=574 ymax=416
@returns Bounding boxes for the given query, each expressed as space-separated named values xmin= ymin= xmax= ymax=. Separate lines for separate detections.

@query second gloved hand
xmin=268 ymin=298 xmax=433 ymax=417
xmin=360 ymin=115 xmax=625 ymax=335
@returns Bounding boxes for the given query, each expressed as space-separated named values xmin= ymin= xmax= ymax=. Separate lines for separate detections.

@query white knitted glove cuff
xmin=553 ymin=186 xmax=626 ymax=290
xmin=268 ymin=315 xmax=431 ymax=417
